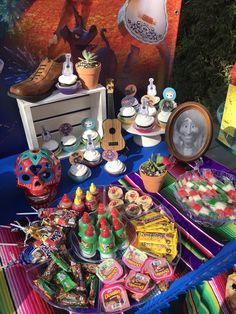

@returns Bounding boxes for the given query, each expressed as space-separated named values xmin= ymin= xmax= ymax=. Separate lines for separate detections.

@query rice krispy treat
xmin=125 ymin=190 xmax=140 ymax=203
xmin=136 ymin=195 xmax=153 ymax=211
xmin=108 ymin=186 xmax=124 ymax=200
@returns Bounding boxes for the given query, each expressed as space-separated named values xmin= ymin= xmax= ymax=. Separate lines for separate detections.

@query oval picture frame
xmin=165 ymin=102 xmax=213 ymax=162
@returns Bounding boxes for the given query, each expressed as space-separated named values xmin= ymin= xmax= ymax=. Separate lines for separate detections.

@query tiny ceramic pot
xmin=75 ymin=63 xmax=101 ymax=90
xmin=139 ymin=166 xmax=167 ymax=193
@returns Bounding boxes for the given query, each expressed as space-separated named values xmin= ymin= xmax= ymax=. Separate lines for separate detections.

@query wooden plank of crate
xmin=34 ymin=108 xmax=91 ymax=136
xmin=17 ymin=101 xmax=39 ymax=149
xmin=37 ymin=124 xmax=83 ymax=147
xmin=31 ymin=95 xmax=90 ymax=121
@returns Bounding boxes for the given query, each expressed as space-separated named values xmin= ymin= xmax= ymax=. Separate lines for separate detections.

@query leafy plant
xmin=77 ymin=50 xmax=99 ymax=68
xmin=140 ymin=154 xmax=166 ymax=177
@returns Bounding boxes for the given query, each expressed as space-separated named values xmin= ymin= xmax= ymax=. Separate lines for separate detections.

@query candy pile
xmin=33 ymin=252 xmax=98 ymax=308
xmin=107 ymin=186 xmax=154 ymax=218
xmin=18 ymin=183 xmax=103 ymax=264
xmin=131 ymin=211 xmax=178 ymax=262
xmin=77 ymin=205 xmax=129 ymax=259
xmin=175 ymin=169 xmax=236 ymax=221
xmin=8 ymin=184 xmax=180 ymax=313
xmin=97 ymin=247 xmax=173 ymax=312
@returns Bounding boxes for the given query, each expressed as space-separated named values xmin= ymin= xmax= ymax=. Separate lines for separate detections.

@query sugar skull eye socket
xmin=18 ymin=165 xmax=24 ymax=172
xmin=20 ymin=173 xmax=32 ymax=184
xmin=40 ymin=170 xmax=53 ymax=182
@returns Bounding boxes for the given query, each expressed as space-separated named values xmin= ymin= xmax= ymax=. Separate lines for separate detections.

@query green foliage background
xmin=172 ymin=0 xmax=236 ymax=113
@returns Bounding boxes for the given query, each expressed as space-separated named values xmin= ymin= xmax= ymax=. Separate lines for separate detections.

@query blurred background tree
xmin=172 ymin=0 xmax=236 ymax=113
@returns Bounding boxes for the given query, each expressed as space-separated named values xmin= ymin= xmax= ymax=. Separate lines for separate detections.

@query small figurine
xmin=147 ymin=78 xmax=157 ymax=96
xmin=102 ymin=150 xmax=126 ymax=176
xmin=59 ymin=123 xmax=79 ymax=153
xmin=41 ymin=127 xmax=61 ymax=155
xmin=56 ymin=53 xmax=81 ymax=94
xmin=158 ymin=87 xmax=177 ymax=129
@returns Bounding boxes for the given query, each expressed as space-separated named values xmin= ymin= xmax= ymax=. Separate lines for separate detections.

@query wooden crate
xmin=17 ymin=85 xmax=106 ymax=158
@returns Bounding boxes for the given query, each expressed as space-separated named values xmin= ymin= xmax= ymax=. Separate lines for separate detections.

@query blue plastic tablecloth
xmin=0 ymin=134 xmax=169 ymax=224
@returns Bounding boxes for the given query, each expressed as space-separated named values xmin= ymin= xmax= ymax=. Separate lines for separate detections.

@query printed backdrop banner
xmin=0 ymin=0 xmax=182 ymax=158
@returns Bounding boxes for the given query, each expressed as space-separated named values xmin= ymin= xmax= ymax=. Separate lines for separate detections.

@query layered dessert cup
xmin=118 ymin=106 xmax=137 ymax=125
xmin=42 ymin=139 xmax=61 ymax=155
xmin=82 ymin=129 xmax=100 ymax=145
xmin=134 ymin=114 xmax=156 ymax=133
xmin=61 ymin=134 xmax=80 ymax=153
xmin=56 ymin=74 xmax=81 ymax=94
xmin=68 ymin=163 xmax=91 ymax=182
xmin=83 ymin=149 xmax=102 ymax=167
xmin=104 ymin=160 xmax=126 ymax=176
xmin=157 ymin=110 xmax=172 ymax=129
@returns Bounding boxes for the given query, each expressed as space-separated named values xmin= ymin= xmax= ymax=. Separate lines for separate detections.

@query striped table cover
xmin=0 ymin=159 xmax=235 ymax=314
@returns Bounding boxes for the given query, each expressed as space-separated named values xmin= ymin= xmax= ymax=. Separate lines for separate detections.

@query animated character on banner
xmin=118 ymin=0 xmax=172 ymax=90
xmin=48 ymin=3 xmax=117 ymax=85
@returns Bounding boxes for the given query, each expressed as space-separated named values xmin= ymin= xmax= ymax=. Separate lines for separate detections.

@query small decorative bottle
xmin=85 ymin=191 xmax=98 ymax=212
xmin=78 ymin=212 xmax=92 ymax=237
xmin=98 ymin=226 xmax=116 ymax=259
xmin=72 ymin=195 xmax=85 ymax=213
xmin=79 ymin=224 xmax=97 ymax=258
xmin=112 ymin=218 xmax=129 ymax=250
xmin=58 ymin=194 xmax=73 ymax=209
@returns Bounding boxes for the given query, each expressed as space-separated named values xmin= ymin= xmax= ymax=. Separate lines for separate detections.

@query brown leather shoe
xmin=8 ymin=54 xmax=65 ymax=102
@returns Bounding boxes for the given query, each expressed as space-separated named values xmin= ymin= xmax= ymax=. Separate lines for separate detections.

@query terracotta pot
xmin=139 ymin=166 xmax=167 ymax=193
xmin=75 ymin=63 xmax=101 ymax=90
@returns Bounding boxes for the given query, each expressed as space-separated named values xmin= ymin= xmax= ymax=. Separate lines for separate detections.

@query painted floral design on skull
xmin=15 ymin=149 xmax=61 ymax=208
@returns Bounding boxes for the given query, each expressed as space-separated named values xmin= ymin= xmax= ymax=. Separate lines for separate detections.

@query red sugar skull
xmin=15 ymin=149 xmax=61 ymax=208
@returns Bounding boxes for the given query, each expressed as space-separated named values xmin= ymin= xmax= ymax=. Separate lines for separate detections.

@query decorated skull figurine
xmin=15 ymin=149 xmax=61 ymax=208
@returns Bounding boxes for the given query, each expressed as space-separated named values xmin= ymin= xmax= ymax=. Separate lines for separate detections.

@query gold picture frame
xmin=165 ymin=102 xmax=213 ymax=162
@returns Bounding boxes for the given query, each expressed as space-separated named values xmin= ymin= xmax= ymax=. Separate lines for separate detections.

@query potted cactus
xmin=75 ymin=50 xmax=101 ymax=90
xmin=139 ymin=154 xmax=167 ymax=193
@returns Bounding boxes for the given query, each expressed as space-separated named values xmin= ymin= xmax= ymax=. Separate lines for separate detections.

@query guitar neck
xmin=107 ymin=93 xmax=116 ymax=119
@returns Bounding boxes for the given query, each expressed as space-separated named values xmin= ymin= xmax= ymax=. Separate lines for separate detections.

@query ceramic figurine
xmin=41 ymin=126 xmax=61 ymax=155
xmin=102 ymin=150 xmax=126 ymax=176
xmin=81 ymin=118 xmax=100 ymax=145
xmin=56 ymin=53 xmax=81 ymax=94
xmin=59 ymin=123 xmax=80 ymax=153
xmin=15 ymin=149 xmax=61 ymax=208
xmin=147 ymin=78 xmax=157 ymax=96
xmin=158 ymin=87 xmax=177 ymax=128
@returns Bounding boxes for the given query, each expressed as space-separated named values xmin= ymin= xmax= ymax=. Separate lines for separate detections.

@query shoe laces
xmin=31 ymin=60 xmax=50 ymax=81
